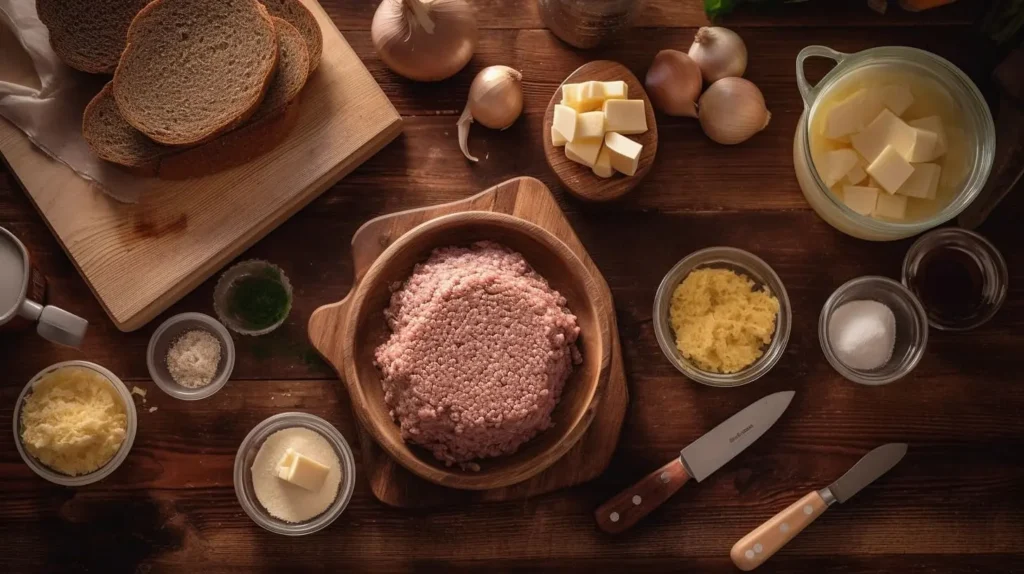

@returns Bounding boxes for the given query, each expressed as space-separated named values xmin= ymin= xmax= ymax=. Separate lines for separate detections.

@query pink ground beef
xmin=374 ymin=241 xmax=582 ymax=466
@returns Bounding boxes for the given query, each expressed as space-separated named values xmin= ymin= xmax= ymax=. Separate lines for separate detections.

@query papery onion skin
xmin=698 ymin=77 xmax=770 ymax=145
xmin=645 ymin=49 xmax=702 ymax=118
xmin=372 ymin=0 xmax=478 ymax=82
xmin=468 ymin=65 xmax=523 ymax=129
xmin=688 ymin=26 xmax=748 ymax=84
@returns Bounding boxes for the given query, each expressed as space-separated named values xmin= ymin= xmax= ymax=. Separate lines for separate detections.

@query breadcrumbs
xmin=166 ymin=330 xmax=222 ymax=388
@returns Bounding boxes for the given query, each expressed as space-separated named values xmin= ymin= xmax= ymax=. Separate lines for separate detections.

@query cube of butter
xmin=565 ymin=137 xmax=603 ymax=167
xmin=276 ymin=448 xmax=330 ymax=492
xmin=867 ymin=145 xmax=915 ymax=194
xmin=842 ymin=185 xmax=880 ymax=216
xmin=604 ymin=132 xmax=643 ymax=176
xmin=874 ymin=192 xmax=908 ymax=220
xmin=551 ymin=125 xmax=566 ymax=147
xmin=592 ymin=145 xmax=614 ymax=178
xmin=572 ymin=81 xmax=607 ymax=112
xmin=822 ymin=89 xmax=872 ymax=139
xmin=602 ymin=99 xmax=647 ymax=135
xmin=851 ymin=109 xmax=917 ymax=163
xmin=905 ymin=128 xmax=940 ymax=163
xmin=879 ymin=85 xmax=914 ymax=117
xmin=907 ymin=115 xmax=947 ymax=160
xmin=897 ymin=162 xmax=941 ymax=199
xmin=552 ymin=104 xmax=577 ymax=143
xmin=576 ymin=111 xmax=606 ymax=141
xmin=819 ymin=148 xmax=859 ymax=187
xmin=560 ymin=83 xmax=582 ymax=107
xmin=600 ymin=81 xmax=628 ymax=100
xmin=846 ymin=163 xmax=868 ymax=185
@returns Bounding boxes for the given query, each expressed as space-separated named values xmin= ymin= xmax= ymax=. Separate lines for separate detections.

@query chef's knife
xmin=730 ymin=442 xmax=908 ymax=571
xmin=595 ymin=390 xmax=795 ymax=534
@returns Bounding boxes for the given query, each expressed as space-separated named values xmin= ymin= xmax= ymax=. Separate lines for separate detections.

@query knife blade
xmin=595 ymin=391 xmax=795 ymax=534
xmin=731 ymin=443 xmax=908 ymax=571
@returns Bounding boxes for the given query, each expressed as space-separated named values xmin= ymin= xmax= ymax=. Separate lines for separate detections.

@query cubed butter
xmin=565 ymin=137 xmax=603 ymax=167
xmin=851 ymin=109 xmax=917 ymax=162
xmin=552 ymin=104 xmax=578 ymax=143
xmin=846 ymin=163 xmax=868 ymax=185
xmin=602 ymin=99 xmax=647 ymax=135
xmin=571 ymin=81 xmax=607 ymax=112
xmin=897 ymin=162 xmax=941 ymax=199
xmin=603 ymin=132 xmax=643 ymax=176
xmin=551 ymin=125 xmax=566 ymax=147
xmin=905 ymin=128 xmax=940 ymax=163
xmin=873 ymin=192 xmax=908 ymax=220
xmin=822 ymin=89 xmax=873 ymax=139
xmin=600 ymin=80 xmax=628 ymax=100
xmin=592 ymin=145 xmax=614 ymax=178
xmin=576 ymin=111 xmax=606 ymax=140
xmin=879 ymin=85 xmax=914 ymax=117
xmin=560 ymin=83 xmax=582 ymax=107
xmin=908 ymin=115 xmax=947 ymax=160
xmin=842 ymin=185 xmax=880 ymax=216
xmin=867 ymin=145 xmax=915 ymax=194
xmin=819 ymin=148 xmax=859 ymax=187
xmin=276 ymin=448 xmax=330 ymax=492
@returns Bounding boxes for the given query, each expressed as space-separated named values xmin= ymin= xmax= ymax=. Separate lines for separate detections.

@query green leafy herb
xmin=228 ymin=274 xmax=290 ymax=330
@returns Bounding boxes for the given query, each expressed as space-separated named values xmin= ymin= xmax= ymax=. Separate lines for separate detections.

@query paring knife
xmin=730 ymin=442 xmax=908 ymax=571
xmin=595 ymin=390 xmax=795 ymax=534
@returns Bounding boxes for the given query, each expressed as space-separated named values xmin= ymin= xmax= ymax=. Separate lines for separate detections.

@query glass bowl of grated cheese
xmin=14 ymin=361 xmax=138 ymax=486
xmin=147 ymin=312 xmax=236 ymax=400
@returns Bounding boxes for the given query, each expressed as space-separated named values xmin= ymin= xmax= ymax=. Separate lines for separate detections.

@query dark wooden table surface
xmin=2 ymin=1 xmax=1022 ymax=572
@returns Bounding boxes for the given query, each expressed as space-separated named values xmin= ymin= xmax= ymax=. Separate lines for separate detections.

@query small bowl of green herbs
xmin=214 ymin=260 xmax=293 ymax=336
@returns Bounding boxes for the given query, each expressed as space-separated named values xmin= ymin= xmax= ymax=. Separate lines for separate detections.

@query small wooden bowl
xmin=342 ymin=211 xmax=612 ymax=490
xmin=542 ymin=60 xmax=658 ymax=202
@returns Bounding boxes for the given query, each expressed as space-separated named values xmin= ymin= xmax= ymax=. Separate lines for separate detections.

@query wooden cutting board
xmin=0 ymin=0 xmax=402 ymax=332
xmin=308 ymin=176 xmax=629 ymax=507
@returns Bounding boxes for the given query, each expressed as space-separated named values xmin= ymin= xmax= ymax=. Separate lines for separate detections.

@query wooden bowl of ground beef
xmin=341 ymin=211 xmax=612 ymax=490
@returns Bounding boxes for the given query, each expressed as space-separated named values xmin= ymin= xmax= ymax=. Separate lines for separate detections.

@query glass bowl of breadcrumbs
xmin=147 ymin=312 xmax=236 ymax=400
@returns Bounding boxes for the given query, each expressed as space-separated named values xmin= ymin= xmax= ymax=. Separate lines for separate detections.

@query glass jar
xmin=793 ymin=46 xmax=995 ymax=241
xmin=537 ymin=0 xmax=644 ymax=49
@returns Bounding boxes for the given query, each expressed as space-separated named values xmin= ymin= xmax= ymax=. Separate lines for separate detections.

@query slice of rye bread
xmin=85 ymin=18 xmax=311 ymax=177
xmin=36 ymin=0 xmax=151 ymax=74
xmin=260 ymin=0 xmax=323 ymax=73
xmin=112 ymin=0 xmax=279 ymax=147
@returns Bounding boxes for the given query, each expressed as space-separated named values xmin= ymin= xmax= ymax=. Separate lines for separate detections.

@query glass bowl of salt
xmin=819 ymin=276 xmax=929 ymax=386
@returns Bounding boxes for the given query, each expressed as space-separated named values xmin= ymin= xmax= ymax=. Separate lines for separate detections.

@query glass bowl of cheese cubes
xmin=792 ymin=45 xmax=995 ymax=241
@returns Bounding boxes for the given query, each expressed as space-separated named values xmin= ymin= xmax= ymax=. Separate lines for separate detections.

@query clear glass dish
xmin=13 ymin=361 xmax=138 ymax=486
xmin=793 ymin=46 xmax=995 ymax=241
xmin=234 ymin=412 xmax=356 ymax=536
xmin=147 ymin=312 xmax=236 ymax=400
xmin=902 ymin=228 xmax=1008 ymax=331
xmin=213 ymin=260 xmax=293 ymax=336
xmin=819 ymin=276 xmax=928 ymax=386
xmin=653 ymin=247 xmax=792 ymax=387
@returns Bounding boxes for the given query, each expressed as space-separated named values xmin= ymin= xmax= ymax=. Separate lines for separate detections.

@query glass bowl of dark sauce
xmin=902 ymin=228 xmax=1007 ymax=331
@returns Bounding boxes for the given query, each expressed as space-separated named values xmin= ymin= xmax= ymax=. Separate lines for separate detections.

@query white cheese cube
xmin=604 ymin=132 xmax=643 ymax=176
xmin=842 ymin=185 xmax=880 ymax=216
xmin=867 ymin=145 xmax=915 ymax=194
xmin=592 ymin=145 xmax=614 ymax=178
xmin=276 ymin=448 xmax=330 ymax=492
xmin=576 ymin=111 xmax=605 ymax=140
xmin=561 ymin=83 xmax=582 ymax=106
xmin=819 ymin=148 xmax=860 ymax=187
xmin=823 ymin=89 xmax=873 ymax=139
xmin=908 ymin=115 xmax=947 ymax=159
xmin=879 ymin=85 xmax=914 ymax=117
xmin=551 ymin=125 xmax=566 ymax=147
xmin=552 ymin=104 xmax=578 ymax=143
xmin=851 ymin=109 xmax=917 ymax=162
xmin=571 ymin=81 xmax=606 ymax=112
xmin=846 ymin=163 xmax=868 ymax=185
xmin=897 ymin=162 xmax=941 ymax=199
xmin=600 ymin=81 xmax=628 ymax=100
xmin=565 ymin=137 xmax=603 ymax=167
xmin=874 ymin=192 xmax=908 ymax=220
xmin=602 ymin=99 xmax=647 ymax=135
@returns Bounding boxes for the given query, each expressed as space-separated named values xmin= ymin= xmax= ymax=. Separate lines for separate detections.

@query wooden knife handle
xmin=594 ymin=457 xmax=691 ymax=534
xmin=730 ymin=491 xmax=829 ymax=571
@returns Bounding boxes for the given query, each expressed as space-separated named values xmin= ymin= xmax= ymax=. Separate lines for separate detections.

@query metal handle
xmin=795 ymin=46 xmax=848 ymax=107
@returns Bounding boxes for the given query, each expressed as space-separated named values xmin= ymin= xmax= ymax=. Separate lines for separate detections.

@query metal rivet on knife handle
xmin=730 ymin=491 xmax=828 ymax=571
xmin=594 ymin=457 xmax=690 ymax=534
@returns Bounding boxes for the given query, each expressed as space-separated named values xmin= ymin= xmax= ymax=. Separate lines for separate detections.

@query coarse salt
xmin=828 ymin=300 xmax=896 ymax=370
xmin=166 ymin=329 xmax=222 ymax=388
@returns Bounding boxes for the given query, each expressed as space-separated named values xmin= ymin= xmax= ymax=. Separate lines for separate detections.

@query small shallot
xmin=645 ymin=50 xmax=702 ymax=118
xmin=458 ymin=65 xmax=523 ymax=162
xmin=688 ymin=26 xmax=748 ymax=83
xmin=698 ymin=77 xmax=770 ymax=145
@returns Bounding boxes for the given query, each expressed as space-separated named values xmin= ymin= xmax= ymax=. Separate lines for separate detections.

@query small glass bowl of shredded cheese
xmin=14 ymin=361 xmax=138 ymax=486
xmin=147 ymin=312 xmax=236 ymax=400
xmin=653 ymin=247 xmax=792 ymax=387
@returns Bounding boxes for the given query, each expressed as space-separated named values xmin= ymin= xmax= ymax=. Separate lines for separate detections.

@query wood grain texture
xmin=0 ymin=0 xmax=402 ymax=332
xmin=542 ymin=61 xmax=658 ymax=201
xmin=731 ymin=490 xmax=829 ymax=570
xmin=309 ymin=177 xmax=629 ymax=503
xmin=1 ymin=0 xmax=1023 ymax=572
xmin=595 ymin=455 xmax=690 ymax=534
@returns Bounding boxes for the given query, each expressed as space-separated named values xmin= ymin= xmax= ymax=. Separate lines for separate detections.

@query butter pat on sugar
xmin=604 ymin=132 xmax=642 ymax=176
xmin=602 ymin=99 xmax=647 ymax=135
xmin=867 ymin=145 xmax=915 ymax=194
xmin=277 ymin=448 xmax=331 ymax=492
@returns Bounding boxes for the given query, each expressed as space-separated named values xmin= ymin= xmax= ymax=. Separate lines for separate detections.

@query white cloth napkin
xmin=0 ymin=0 xmax=146 ymax=203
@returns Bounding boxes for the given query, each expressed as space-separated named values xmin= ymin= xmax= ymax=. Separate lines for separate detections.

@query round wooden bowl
xmin=342 ymin=211 xmax=612 ymax=490
xmin=542 ymin=60 xmax=659 ymax=202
